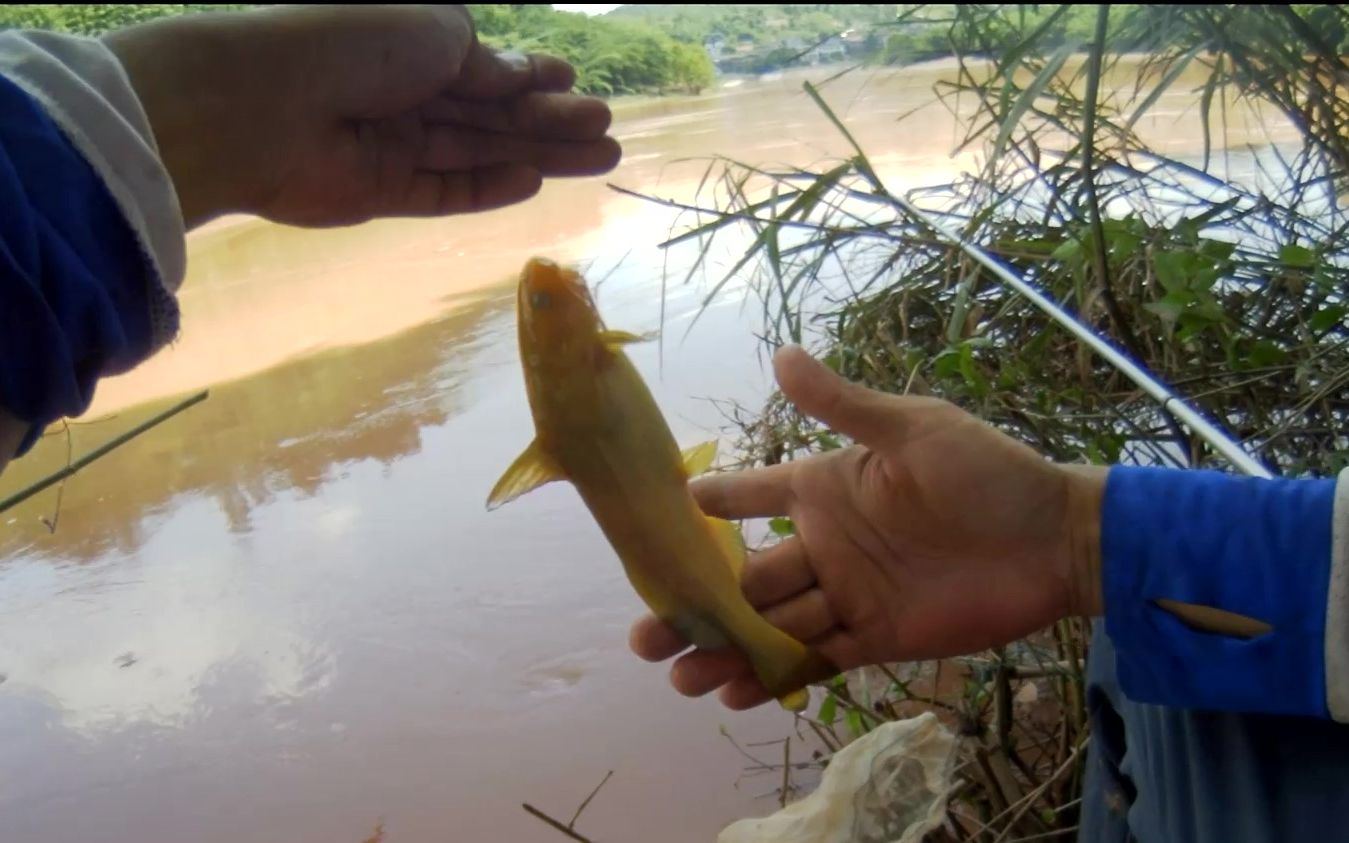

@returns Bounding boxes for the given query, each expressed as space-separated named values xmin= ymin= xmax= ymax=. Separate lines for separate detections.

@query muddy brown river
xmin=0 ymin=58 xmax=1301 ymax=842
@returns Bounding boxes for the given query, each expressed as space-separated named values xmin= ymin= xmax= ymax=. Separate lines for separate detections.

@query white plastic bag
xmin=719 ymin=711 xmax=958 ymax=843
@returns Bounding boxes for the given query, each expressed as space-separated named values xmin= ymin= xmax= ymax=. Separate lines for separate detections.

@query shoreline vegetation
xmin=605 ymin=4 xmax=1349 ymax=840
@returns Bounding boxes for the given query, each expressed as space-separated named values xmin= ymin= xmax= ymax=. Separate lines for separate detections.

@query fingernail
xmin=498 ymin=50 xmax=531 ymax=72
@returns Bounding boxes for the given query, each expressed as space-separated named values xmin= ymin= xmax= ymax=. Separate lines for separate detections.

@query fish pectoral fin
xmin=597 ymin=329 xmax=657 ymax=349
xmin=680 ymin=440 xmax=718 ymax=477
xmin=485 ymin=439 xmax=567 ymax=511
xmin=707 ymin=516 xmax=747 ymax=580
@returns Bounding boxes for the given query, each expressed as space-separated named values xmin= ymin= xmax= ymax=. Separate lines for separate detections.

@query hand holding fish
xmin=491 ymin=260 xmax=838 ymax=711
xmin=630 ymin=346 xmax=1108 ymax=710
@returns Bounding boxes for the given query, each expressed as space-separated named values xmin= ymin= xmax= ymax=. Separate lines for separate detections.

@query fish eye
xmin=530 ymin=291 xmax=552 ymax=309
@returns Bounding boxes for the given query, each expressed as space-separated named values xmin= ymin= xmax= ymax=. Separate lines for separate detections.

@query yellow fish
xmin=487 ymin=257 xmax=837 ymax=711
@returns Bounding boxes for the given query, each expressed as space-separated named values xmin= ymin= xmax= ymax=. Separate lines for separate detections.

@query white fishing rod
xmin=891 ymin=194 xmax=1273 ymax=479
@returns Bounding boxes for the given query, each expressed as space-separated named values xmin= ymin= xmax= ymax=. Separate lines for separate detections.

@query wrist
xmin=1058 ymin=463 xmax=1106 ymax=619
xmin=102 ymin=11 xmax=283 ymax=229
xmin=0 ymin=405 xmax=24 ymax=472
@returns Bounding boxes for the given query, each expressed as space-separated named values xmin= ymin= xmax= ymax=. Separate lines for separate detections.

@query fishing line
xmin=889 ymin=194 xmax=1273 ymax=479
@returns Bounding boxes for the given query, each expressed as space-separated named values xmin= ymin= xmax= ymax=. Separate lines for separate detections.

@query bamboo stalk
xmin=0 ymin=390 xmax=209 ymax=514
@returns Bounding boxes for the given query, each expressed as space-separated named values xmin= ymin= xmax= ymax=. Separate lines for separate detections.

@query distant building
xmin=840 ymin=27 xmax=876 ymax=57
xmin=803 ymin=35 xmax=847 ymax=65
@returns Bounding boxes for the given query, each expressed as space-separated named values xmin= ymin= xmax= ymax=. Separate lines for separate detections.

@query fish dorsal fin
xmin=597 ymin=329 xmax=656 ymax=349
xmin=680 ymin=440 xmax=718 ymax=477
xmin=707 ymin=516 xmax=746 ymax=581
xmin=486 ymin=439 xmax=567 ymax=511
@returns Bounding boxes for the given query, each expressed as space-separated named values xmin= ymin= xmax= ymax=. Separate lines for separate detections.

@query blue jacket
xmin=0 ymin=29 xmax=183 ymax=456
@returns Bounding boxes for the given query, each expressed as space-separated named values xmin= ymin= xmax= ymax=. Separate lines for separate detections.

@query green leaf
xmin=1198 ymin=53 xmax=1223 ymax=170
xmin=768 ymin=517 xmax=796 ymax=537
xmin=658 ymin=187 xmax=803 ymax=249
xmin=817 ymin=692 xmax=838 ymax=726
xmin=1153 ymin=250 xmax=1196 ymax=293
xmin=991 ymin=41 xmax=1079 ymax=165
xmin=1102 ymin=223 xmax=1143 ymax=266
xmin=801 ymin=83 xmax=882 ymax=190
xmin=1179 ymin=295 xmax=1226 ymax=325
xmin=1198 ymin=239 xmax=1236 ymax=262
xmin=1083 ymin=440 xmax=1105 ymax=465
xmin=933 ymin=348 xmax=962 ymax=380
xmin=1144 ymin=290 xmax=1193 ymax=323
xmin=1176 ymin=321 xmax=1208 ymax=343
xmin=1311 ymin=305 xmax=1347 ymax=333
xmin=779 ymin=161 xmax=852 ymax=220
xmin=1175 ymin=217 xmax=1203 ymax=243
xmin=1280 ymin=244 xmax=1317 ymax=268
xmin=764 ymin=221 xmax=782 ymax=279
xmin=1050 ymin=237 xmax=1082 ymax=263
xmin=1246 ymin=340 xmax=1288 ymax=368
xmin=1192 ymin=267 xmax=1221 ymax=291
xmin=1085 ymin=434 xmax=1124 ymax=465
xmin=845 ymin=708 xmax=864 ymax=738
xmin=957 ymin=343 xmax=986 ymax=394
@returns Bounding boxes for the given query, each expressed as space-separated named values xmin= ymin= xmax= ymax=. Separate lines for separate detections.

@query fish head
xmin=518 ymin=257 xmax=602 ymax=364
xmin=516 ymin=257 xmax=609 ymax=428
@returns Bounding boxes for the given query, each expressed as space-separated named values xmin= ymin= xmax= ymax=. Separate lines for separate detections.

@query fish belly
xmin=559 ymin=392 xmax=837 ymax=709
xmin=588 ymin=485 xmax=837 ymax=710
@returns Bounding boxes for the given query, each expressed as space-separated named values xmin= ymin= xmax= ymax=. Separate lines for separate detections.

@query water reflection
xmin=1 ymin=287 xmax=515 ymax=562
xmin=0 ymin=291 xmax=525 ymax=740
xmin=2 ymin=575 xmax=336 ymax=736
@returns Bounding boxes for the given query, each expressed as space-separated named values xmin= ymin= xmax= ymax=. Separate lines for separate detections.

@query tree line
xmin=0 ymin=4 xmax=716 ymax=97
xmin=3 ymin=5 xmax=1344 ymax=95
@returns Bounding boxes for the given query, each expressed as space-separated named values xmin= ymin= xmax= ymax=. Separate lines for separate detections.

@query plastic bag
xmin=718 ymin=711 xmax=957 ymax=843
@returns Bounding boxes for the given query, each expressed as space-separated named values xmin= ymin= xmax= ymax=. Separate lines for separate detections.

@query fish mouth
xmin=517 ymin=257 xmax=603 ymax=360
xmin=520 ymin=257 xmax=595 ymax=317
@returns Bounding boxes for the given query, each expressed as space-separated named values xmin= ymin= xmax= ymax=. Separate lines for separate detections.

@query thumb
xmin=773 ymin=345 xmax=919 ymax=450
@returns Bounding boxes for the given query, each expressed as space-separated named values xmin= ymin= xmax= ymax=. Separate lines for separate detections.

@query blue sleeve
xmin=0 ymin=70 xmax=164 ymax=457
xmin=1102 ymin=465 xmax=1338 ymax=718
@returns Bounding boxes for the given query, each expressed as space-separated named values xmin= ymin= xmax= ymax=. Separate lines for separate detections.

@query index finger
xmin=453 ymin=44 xmax=576 ymax=99
xmin=630 ymin=614 xmax=688 ymax=662
xmin=690 ymin=461 xmax=797 ymax=520
xmin=420 ymin=92 xmax=613 ymax=141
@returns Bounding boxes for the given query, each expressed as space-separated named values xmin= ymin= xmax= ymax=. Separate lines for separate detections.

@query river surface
xmin=0 ymin=59 xmax=1303 ymax=842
